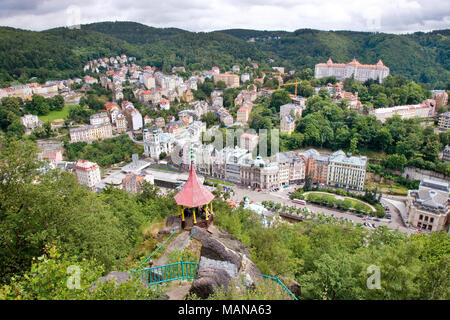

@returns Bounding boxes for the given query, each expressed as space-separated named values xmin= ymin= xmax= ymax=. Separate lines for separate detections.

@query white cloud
xmin=0 ymin=0 xmax=448 ymax=33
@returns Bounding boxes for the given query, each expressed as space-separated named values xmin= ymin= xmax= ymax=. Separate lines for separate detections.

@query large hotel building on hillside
xmin=315 ymin=58 xmax=390 ymax=83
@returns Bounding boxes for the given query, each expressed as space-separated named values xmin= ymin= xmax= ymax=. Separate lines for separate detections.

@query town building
xmin=432 ymin=90 xmax=448 ymax=108
xmin=280 ymin=115 xmax=296 ymax=135
xmin=113 ymin=113 xmax=126 ymax=132
xmin=370 ymin=99 xmax=436 ymax=123
xmin=443 ymin=145 xmax=450 ymax=162
xmin=277 ymin=151 xmax=306 ymax=184
xmin=21 ymin=114 xmax=42 ymax=132
xmin=280 ymin=103 xmax=303 ymax=119
xmin=241 ymin=73 xmax=251 ymax=83
xmin=406 ymin=179 xmax=449 ymax=232
xmin=69 ymin=123 xmax=113 ymax=143
xmin=90 ymin=112 xmax=110 ymax=126
xmin=298 ymin=149 xmax=329 ymax=185
xmin=211 ymin=90 xmax=223 ymax=107
xmin=240 ymin=133 xmax=259 ymax=152
xmin=236 ymin=106 xmax=250 ymax=123
xmin=240 ymin=156 xmax=280 ymax=190
xmin=326 ymin=150 xmax=367 ymax=191
xmin=314 ymin=58 xmax=390 ymax=83
xmin=123 ymin=103 xmax=143 ymax=131
xmin=172 ymin=66 xmax=186 ymax=73
xmin=122 ymin=172 xmax=155 ymax=193
xmin=38 ymin=149 xmax=63 ymax=168
xmin=213 ymin=73 xmax=240 ymax=88
xmin=75 ymin=160 xmax=101 ymax=188
xmin=232 ymin=65 xmax=240 ymax=73
xmin=438 ymin=111 xmax=450 ymax=130
xmin=160 ymin=98 xmax=170 ymax=110
xmin=144 ymin=127 xmax=175 ymax=160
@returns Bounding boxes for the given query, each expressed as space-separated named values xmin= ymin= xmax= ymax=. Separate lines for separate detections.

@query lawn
xmin=38 ymin=105 xmax=75 ymax=122
xmin=364 ymin=181 xmax=409 ymax=196
xmin=206 ymin=178 xmax=234 ymax=186
xmin=305 ymin=192 xmax=374 ymax=214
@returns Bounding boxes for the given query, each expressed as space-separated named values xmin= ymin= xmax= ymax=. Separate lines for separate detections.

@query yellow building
xmin=237 ymin=106 xmax=250 ymax=123
xmin=213 ymin=73 xmax=240 ymax=88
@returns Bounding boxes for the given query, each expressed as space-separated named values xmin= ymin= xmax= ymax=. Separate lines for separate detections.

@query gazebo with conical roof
xmin=174 ymin=150 xmax=215 ymax=228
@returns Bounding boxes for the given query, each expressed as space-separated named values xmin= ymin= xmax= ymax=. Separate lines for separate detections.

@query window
xmin=424 ymin=216 xmax=429 ymax=221
xmin=430 ymin=217 xmax=434 ymax=223
xmin=419 ymin=214 xmax=423 ymax=220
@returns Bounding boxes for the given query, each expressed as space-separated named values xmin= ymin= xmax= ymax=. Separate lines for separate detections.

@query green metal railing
xmin=139 ymin=229 xmax=177 ymax=267
xmin=131 ymin=261 xmax=198 ymax=285
xmin=131 ymin=259 xmax=298 ymax=300
xmin=178 ymin=228 xmax=196 ymax=251
xmin=262 ymin=274 xmax=298 ymax=300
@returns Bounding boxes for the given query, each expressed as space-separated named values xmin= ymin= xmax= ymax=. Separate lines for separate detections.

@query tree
xmin=373 ymin=93 xmax=389 ymax=108
xmin=155 ymin=149 xmax=167 ymax=160
xmin=383 ymin=154 xmax=407 ymax=171
xmin=0 ymin=246 xmax=162 ymax=300
xmin=270 ymin=90 xmax=291 ymax=112
xmin=215 ymin=80 xmax=227 ymax=90
xmin=0 ymin=137 xmax=144 ymax=283
xmin=349 ymin=137 xmax=358 ymax=154
xmin=5 ymin=120 xmax=24 ymax=139
xmin=201 ymin=112 xmax=220 ymax=128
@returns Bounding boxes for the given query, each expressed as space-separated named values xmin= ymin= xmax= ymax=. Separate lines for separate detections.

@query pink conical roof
xmin=174 ymin=162 xmax=215 ymax=207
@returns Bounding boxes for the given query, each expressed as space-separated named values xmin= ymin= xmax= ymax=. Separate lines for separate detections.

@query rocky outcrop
xmin=189 ymin=226 xmax=263 ymax=299
xmin=280 ymin=276 xmax=301 ymax=297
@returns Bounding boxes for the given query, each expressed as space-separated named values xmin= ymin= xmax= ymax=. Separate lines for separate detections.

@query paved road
xmin=126 ymin=131 xmax=144 ymax=145
xmin=230 ymin=185 xmax=416 ymax=234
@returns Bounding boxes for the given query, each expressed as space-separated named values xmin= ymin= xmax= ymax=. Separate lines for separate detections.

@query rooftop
xmin=329 ymin=150 xmax=367 ymax=166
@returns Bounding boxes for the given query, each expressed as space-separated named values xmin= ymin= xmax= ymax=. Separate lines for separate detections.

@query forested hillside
xmin=0 ymin=21 xmax=448 ymax=88
xmin=226 ymin=28 xmax=450 ymax=89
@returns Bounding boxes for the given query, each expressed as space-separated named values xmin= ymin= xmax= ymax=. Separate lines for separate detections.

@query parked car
xmin=357 ymin=214 xmax=364 ymax=218
xmin=386 ymin=213 xmax=392 ymax=219
xmin=372 ymin=223 xmax=376 ymax=228
xmin=374 ymin=218 xmax=380 ymax=222
xmin=257 ymin=189 xmax=262 ymax=192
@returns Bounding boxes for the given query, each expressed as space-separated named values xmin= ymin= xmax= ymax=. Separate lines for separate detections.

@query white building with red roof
xmin=160 ymin=98 xmax=170 ymax=110
xmin=315 ymin=58 xmax=390 ymax=83
xmin=76 ymin=160 xmax=101 ymax=188
xmin=370 ymin=99 xmax=436 ymax=123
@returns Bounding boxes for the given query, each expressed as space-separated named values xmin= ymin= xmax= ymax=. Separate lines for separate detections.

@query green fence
xmin=262 ymin=274 xmax=298 ymax=300
xmin=131 ymin=261 xmax=198 ymax=285
xmin=131 ymin=260 xmax=298 ymax=300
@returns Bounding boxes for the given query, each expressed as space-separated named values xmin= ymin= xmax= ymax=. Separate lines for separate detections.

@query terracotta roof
xmin=174 ymin=162 xmax=215 ymax=207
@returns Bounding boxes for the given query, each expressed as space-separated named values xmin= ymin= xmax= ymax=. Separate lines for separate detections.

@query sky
xmin=0 ymin=0 xmax=448 ymax=34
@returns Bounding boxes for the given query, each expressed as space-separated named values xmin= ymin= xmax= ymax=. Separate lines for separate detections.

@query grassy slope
xmin=38 ymin=105 xmax=75 ymax=122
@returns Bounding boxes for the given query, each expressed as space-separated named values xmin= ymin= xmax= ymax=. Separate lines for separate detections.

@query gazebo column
xmin=205 ymin=204 xmax=209 ymax=221
xmin=177 ymin=205 xmax=181 ymax=217
xmin=210 ymin=202 xmax=213 ymax=215
xmin=181 ymin=206 xmax=185 ymax=222
xmin=193 ymin=208 xmax=197 ymax=224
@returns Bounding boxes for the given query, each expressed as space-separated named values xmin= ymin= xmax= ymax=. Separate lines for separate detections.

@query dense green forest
xmin=213 ymin=202 xmax=449 ymax=300
xmin=64 ymin=134 xmax=144 ymax=167
xmin=0 ymin=21 xmax=448 ymax=88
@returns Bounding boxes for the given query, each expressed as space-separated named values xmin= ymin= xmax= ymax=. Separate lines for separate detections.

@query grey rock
xmin=200 ymin=237 xmax=242 ymax=268
xmin=189 ymin=266 xmax=232 ymax=299
xmin=192 ymin=226 xmax=211 ymax=242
